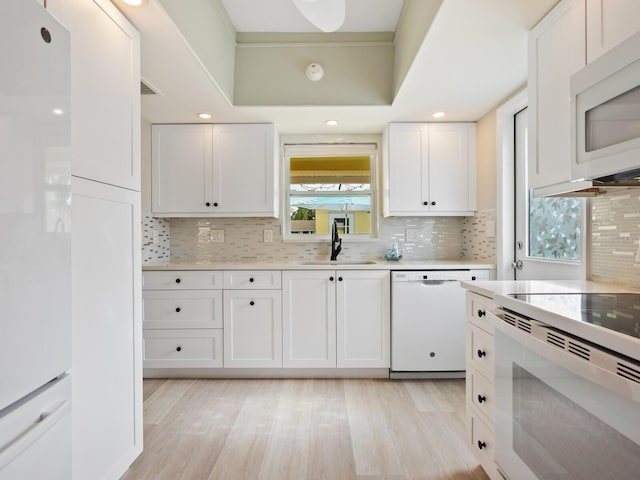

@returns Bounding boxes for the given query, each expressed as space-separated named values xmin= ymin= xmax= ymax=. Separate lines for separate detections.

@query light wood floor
xmin=121 ymin=378 xmax=489 ymax=480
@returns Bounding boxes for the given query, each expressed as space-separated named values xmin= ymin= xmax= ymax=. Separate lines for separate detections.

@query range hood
xmin=534 ymin=167 xmax=640 ymax=197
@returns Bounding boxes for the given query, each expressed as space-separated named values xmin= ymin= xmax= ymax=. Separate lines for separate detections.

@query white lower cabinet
xmin=282 ymin=270 xmax=390 ymax=368
xmin=142 ymin=270 xmax=224 ymax=369
xmin=223 ymin=290 xmax=282 ymax=368
xmin=465 ymin=291 xmax=498 ymax=480
xmin=144 ymin=329 xmax=222 ymax=368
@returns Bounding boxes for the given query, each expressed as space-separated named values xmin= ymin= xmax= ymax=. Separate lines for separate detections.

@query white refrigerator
xmin=0 ymin=1 xmax=72 ymax=477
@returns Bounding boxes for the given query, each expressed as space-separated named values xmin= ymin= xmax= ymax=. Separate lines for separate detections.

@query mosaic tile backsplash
xmin=142 ymin=215 xmax=170 ymax=265
xmin=157 ymin=216 xmax=465 ymax=264
xmin=461 ymin=209 xmax=497 ymax=263
xmin=590 ymin=188 xmax=640 ymax=287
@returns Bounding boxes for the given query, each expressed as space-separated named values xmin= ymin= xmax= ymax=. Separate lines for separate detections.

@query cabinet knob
xmin=175 ymin=278 xmax=181 ymax=284
xmin=249 ymin=277 xmax=255 ymax=283
xmin=250 ymin=301 xmax=255 ymax=306
xmin=477 ymin=309 xmax=486 ymax=317
xmin=329 ymin=276 xmax=334 ymax=281
xmin=477 ymin=349 xmax=486 ymax=358
xmin=471 ymin=276 xmax=477 ymax=281
xmin=176 ymin=346 xmax=182 ymax=352
xmin=423 ymin=201 xmax=428 ymax=206
xmin=338 ymin=276 xmax=343 ymax=282
xmin=205 ymin=202 xmax=211 ymax=207
xmin=431 ymin=201 xmax=436 ymax=206
xmin=175 ymin=307 xmax=181 ymax=313
xmin=477 ymin=440 xmax=486 ymax=450
xmin=477 ymin=394 xmax=487 ymax=404
xmin=213 ymin=202 xmax=218 ymax=207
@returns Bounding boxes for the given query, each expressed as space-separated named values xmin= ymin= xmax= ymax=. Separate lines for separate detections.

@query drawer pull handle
xmin=205 ymin=202 xmax=211 ymax=207
xmin=249 ymin=277 xmax=255 ymax=283
xmin=175 ymin=307 xmax=181 ymax=313
xmin=477 ymin=440 xmax=486 ymax=450
xmin=423 ymin=201 xmax=428 ymax=206
xmin=176 ymin=346 xmax=182 ymax=352
xmin=213 ymin=202 xmax=218 ymax=207
xmin=477 ymin=349 xmax=486 ymax=358
xmin=175 ymin=278 xmax=181 ymax=284
xmin=477 ymin=394 xmax=486 ymax=404
xmin=250 ymin=301 xmax=255 ymax=306
xmin=431 ymin=201 xmax=436 ymax=206
xmin=477 ymin=309 xmax=486 ymax=317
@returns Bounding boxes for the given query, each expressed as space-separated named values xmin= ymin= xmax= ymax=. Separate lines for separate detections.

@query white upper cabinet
xmin=59 ymin=0 xmax=140 ymax=190
xmin=152 ymin=123 xmax=278 ymax=217
xmin=528 ymin=0 xmax=586 ymax=191
xmin=384 ymin=123 xmax=476 ymax=216
xmin=586 ymin=0 xmax=640 ymax=62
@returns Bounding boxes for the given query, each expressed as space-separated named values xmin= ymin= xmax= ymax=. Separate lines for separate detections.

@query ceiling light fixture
xmin=305 ymin=63 xmax=324 ymax=81
xmin=197 ymin=113 xmax=212 ymax=119
xmin=52 ymin=108 xmax=64 ymax=116
xmin=325 ymin=120 xmax=338 ymax=126
xmin=122 ymin=0 xmax=145 ymax=6
xmin=292 ymin=0 xmax=345 ymax=33
xmin=432 ymin=111 xmax=446 ymax=118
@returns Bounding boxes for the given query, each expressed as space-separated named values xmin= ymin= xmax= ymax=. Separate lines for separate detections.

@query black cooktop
xmin=509 ymin=293 xmax=640 ymax=340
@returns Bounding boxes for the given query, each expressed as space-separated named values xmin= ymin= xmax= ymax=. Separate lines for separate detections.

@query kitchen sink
xmin=297 ymin=260 xmax=378 ymax=265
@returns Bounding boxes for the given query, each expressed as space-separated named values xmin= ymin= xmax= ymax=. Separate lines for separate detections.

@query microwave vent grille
xmin=546 ymin=331 xmax=566 ymax=349
xmin=617 ymin=362 xmax=640 ymax=384
xmin=567 ymin=341 xmax=591 ymax=361
xmin=503 ymin=312 xmax=517 ymax=327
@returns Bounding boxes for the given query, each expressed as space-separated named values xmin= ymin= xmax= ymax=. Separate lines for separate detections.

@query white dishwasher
xmin=391 ymin=269 xmax=479 ymax=378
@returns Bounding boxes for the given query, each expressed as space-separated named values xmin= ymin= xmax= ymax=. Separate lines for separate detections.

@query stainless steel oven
xmin=490 ymin=308 xmax=640 ymax=480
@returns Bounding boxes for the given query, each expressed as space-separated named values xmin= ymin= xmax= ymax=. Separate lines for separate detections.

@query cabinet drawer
xmin=143 ymin=271 xmax=223 ymax=290
xmin=467 ymin=324 xmax=495 ymax=382
xmin=143 ymin=329 xmax=223 ymax=368
xmin=466 ymin=367 xmax=495 ymax=425
xmin=466 ymin=409 xmax=496 ymax=480
xmin=143 ymin=290 xmax=222 ymax=329
xmin=223 ymin=270 xmax=281 ymax=289
xmin=467 ymin=292 xmax=497 ymax=333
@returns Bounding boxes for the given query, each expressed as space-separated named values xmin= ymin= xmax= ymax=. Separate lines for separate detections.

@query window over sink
xmin=283 ymin=143 xmax=378 ymax=240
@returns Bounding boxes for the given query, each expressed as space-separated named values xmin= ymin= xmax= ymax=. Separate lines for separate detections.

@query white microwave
xmin=570 ymin=29 xmax=640 ymax=182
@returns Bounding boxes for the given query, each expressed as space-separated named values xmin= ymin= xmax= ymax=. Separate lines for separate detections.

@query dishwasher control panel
xmin=392 ymin=270 xmax=475 ymax=282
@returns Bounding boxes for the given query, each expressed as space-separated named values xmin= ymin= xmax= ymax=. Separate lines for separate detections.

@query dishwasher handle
xmin=421 ymin=279 xmax=459 ymax=285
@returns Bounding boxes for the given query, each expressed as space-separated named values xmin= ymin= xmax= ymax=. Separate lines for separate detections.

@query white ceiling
xmin=220 ymin=0 xmax=405 ymax=32
xmin=114 ymin=0 xmax=559 ymax=134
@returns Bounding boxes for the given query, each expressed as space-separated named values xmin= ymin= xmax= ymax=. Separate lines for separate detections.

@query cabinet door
xmin=586 ymin=0 xmax=640 ymax=62
xmin=223 ymin=290 xmax=282 ymax=368
xmin=151 ymin=124 xmax=213 ymax=214
xmin=213 ymin=124 xmax=277 ymax=216
xmin=386 ymin=123 xmax=429 ymax=215
xmin=428 ymin=123 xmax=475 ymax=213
xmin=282 ymin=271 xmax=336 ymax=368
xmin=528 ymin=0 xmax=586 ymax=190
xmin=71 ymin=177 xmax=142 ymax=480
xmin=61 ymin=0 xmax=140 ymax=190
xmin=336 ymin=270 xmax=390 ymax=368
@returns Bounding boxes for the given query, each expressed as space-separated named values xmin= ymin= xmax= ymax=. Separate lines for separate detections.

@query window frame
xmin=282 ymin=143 xmax=379 ymax=242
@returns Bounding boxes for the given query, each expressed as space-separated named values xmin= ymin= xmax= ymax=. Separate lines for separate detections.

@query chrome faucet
xmin=330 ymin=220 xmax=342 ymax=261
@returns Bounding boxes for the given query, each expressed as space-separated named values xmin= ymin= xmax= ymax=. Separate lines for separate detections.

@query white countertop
xmin=461 ymin=280 xmax=640 ymax=361
xmin=143 ymin=259 xmax=496 ymax=271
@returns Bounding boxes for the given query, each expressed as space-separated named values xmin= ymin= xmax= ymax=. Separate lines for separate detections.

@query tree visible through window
xmin=284 ymin=145 xmax=377 ymax=239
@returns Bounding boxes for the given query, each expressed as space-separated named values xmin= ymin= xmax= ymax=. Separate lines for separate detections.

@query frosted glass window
xmin=528 ymin=192 xmax=581 ymax=260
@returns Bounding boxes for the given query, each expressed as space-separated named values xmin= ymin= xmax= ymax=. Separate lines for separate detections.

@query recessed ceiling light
xmin=432 ymin=111 xmax=446 ymax=118
xmin=52 ymin=108 xmax=64 ymax=116
xmin=197 ymin=113 xmax=212 ymax=119
xmin=325 ymin=120 xmax=338 ymax=126
xmin=123 ymin=0 xmax=144 ymax=6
